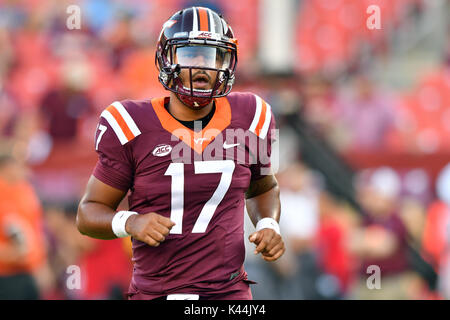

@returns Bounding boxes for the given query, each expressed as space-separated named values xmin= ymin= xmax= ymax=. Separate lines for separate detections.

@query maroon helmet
xmin=155 ymin=7 xmax=238 ymax=109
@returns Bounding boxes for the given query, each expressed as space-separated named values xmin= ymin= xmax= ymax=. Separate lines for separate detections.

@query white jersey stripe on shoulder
xmin=249 ymin=95 xmax=263 ymax=134
xmin=111 ymin=101 xmax=141 ymax=137
xmin=192 ymin=7 xmax=198 ymax=32
xmin=100 ymin=109 xmax=129 ymax=145
xmin=259 ymin=101 xmax=272 ymax=140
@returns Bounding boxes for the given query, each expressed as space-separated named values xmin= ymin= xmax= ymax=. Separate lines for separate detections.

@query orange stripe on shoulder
xmin=254 ymin=100 xmax=267 ymax=137
xmin=106 ymin=105 xmax=135 ymax=141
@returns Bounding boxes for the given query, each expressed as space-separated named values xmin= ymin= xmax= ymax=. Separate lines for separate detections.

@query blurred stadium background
xmin=1 ymin=0 xmax=450 ymax=299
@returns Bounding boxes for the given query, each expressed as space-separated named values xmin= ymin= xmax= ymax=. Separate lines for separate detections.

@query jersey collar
xmin=151 ymin=96 xmax=231 ymax=154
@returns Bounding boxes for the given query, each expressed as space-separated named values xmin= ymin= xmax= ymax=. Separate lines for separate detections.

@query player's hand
xmin=249 ymin=229 xmax=285 ymax=262
xmin=125 ymin=212 xmax=175 ymax=247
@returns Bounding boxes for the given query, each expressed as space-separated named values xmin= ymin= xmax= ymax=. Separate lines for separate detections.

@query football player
xmin=76 ymin=7 xmax=285 ymax=300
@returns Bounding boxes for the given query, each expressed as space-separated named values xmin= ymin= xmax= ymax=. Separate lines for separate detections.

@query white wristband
xmin=111 ymin=211 xmax=138 ymax=238
xmin=256 ymin=217 xmax=280 ymax=235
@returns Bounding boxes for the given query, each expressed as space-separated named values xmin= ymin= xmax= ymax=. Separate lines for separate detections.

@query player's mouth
xmin=192 ymin=73 xmax=211 ymax=90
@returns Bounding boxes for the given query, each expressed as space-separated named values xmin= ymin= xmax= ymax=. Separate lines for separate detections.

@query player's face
xmin=174 ymin=45 xmax=231 ymax=91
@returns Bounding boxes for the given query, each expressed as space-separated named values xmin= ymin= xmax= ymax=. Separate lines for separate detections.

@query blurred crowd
xmin=1 ymin=0 xmax=450 ymax=299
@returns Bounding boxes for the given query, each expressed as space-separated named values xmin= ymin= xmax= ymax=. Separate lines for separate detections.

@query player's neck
xmin=168 ymin=92 xmax=214 ymax=121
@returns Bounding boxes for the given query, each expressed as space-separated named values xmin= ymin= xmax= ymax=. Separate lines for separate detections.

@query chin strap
xmin=175 ymin=91 xmax=212 ymax=109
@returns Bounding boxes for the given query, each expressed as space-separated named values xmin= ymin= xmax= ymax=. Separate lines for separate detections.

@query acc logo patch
xmin=152 ymin=144 xmax=172 ymax=157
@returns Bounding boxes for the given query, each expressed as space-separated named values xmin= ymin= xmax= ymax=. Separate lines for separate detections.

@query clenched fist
xmin=249 ymin=228 xmax=285 ymax=262
xmin=125 ymin=212 xmax=175 ymax=247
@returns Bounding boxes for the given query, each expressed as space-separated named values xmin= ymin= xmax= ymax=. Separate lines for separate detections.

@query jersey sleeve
xmin=248 ymin=94 xmax=277 ymax=181
xmin=92 ymin=102 xmax=141 ymax=191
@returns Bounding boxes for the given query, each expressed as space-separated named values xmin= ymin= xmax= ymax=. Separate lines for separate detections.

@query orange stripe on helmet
xmin=106 ymin=105 xmax=135 ymax=141
xmin=198 ymin=8 xmax=209 ymax=31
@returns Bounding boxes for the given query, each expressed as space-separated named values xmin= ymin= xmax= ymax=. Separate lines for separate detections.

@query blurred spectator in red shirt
xmin=316 ymin=192 xmax=356 ymax=298
xmin=39 ymin=62 xmax=93 ymax=143
xmin=75 ymin=237 xmax=133 ymax=300
xmin=44 ymin=203 xmax=132 ymax=300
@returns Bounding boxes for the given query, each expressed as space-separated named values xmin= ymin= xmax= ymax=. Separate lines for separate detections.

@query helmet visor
xmin=174 ymin=45 xmax=232 ymax=70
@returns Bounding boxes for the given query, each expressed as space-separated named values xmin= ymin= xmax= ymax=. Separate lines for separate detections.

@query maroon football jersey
xmin=92 ymin=92 xmax=276 ymax=298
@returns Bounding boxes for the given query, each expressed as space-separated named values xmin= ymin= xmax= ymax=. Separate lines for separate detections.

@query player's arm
xmin=246 ymin=174 xmax=285 ymax=262
xmin=245 ymin=94 xmax=285 ymax=261
xmin=76 ymin=175 xmax=127 ymax=239
xmin=77 ymin=176 xmax=175 ymax=246
xmin=78 ymin=103 xmax=175 ymax=246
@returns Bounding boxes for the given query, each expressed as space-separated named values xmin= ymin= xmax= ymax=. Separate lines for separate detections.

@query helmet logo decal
xmin=197 ymin=31 xmax=212 ymax=38
xmin=189 ymin=30 xmax=219 ymax=40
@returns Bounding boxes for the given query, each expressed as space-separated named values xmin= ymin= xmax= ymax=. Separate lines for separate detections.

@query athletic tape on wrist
xmin=111 ymin=211 xmax=138 ymax=238
xmin=256 ymin=217 xmax=280 ymax=235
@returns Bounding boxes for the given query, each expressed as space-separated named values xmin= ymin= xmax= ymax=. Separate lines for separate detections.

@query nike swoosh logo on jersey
xmin=223 ymin=142 xmax=240 ymax=149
